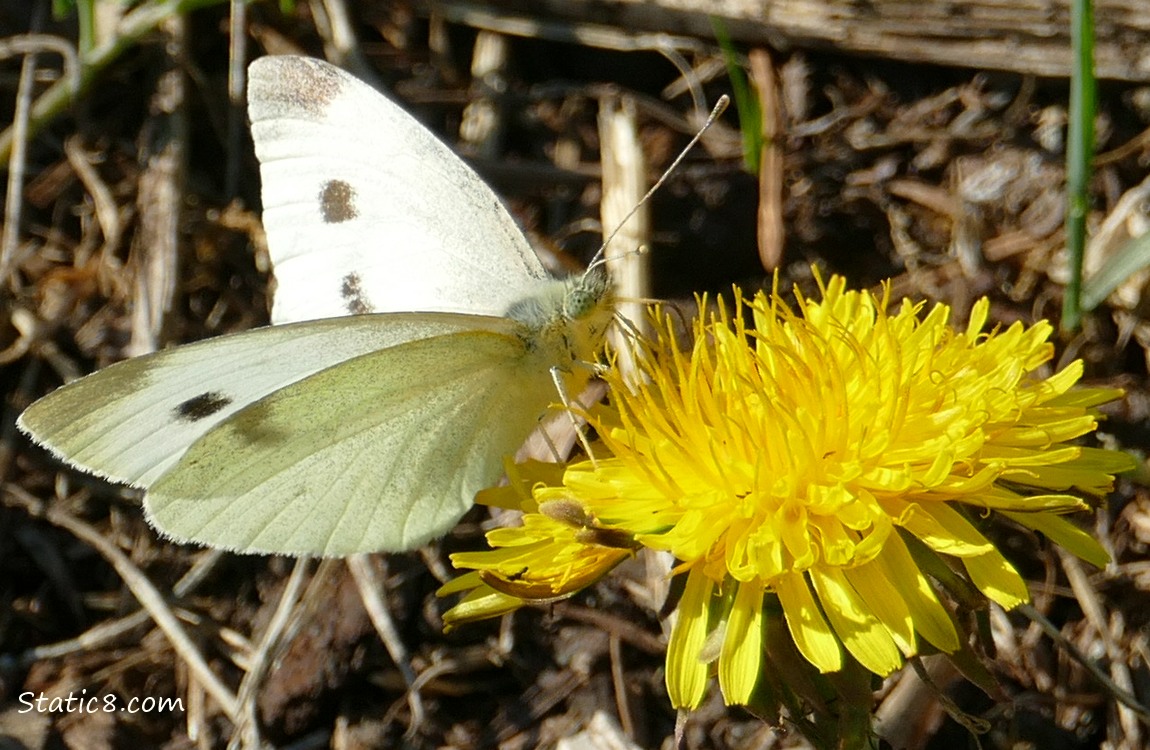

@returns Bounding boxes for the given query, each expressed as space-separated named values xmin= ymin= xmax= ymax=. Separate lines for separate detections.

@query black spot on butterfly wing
xmin=319 ymin=179 xmax=358 ymax=223
xmin=174 ymin=392 xmax=232 ymax=422
xmin=340 ymin=272 xmax=375 ymax=315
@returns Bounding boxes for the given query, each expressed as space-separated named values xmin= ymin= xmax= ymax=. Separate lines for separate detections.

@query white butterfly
xmin=18 ymin=55 xmax=614 ymax=557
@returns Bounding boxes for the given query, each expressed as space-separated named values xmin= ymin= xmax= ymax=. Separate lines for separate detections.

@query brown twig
xmin=749 ymin=48 xmax=785 ymax=271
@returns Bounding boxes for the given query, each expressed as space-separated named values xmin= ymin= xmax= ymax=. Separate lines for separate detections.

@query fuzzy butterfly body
xmin=18 ymin=55 xmax=614 ymax=557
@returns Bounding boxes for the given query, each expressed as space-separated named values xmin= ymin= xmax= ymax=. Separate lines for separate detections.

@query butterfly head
xmin=565 ymin=266 xmax=613 ymax=321
xmin=505 ymin=267 xmax=614 ymax=373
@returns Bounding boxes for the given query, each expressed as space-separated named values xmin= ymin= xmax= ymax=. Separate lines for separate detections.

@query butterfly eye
xmin=565 ymin=268 xmax=612 ymax=320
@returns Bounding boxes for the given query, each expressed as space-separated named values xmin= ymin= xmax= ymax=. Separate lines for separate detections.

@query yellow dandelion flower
xmin=443 ymin=271 xmax=1134 ymax=713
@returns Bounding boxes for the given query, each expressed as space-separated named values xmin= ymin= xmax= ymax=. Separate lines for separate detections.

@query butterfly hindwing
xmin=248 ymin=55 xmax=549 ymax=324
xmin=144 ymin=320 xmax=557 ymax=555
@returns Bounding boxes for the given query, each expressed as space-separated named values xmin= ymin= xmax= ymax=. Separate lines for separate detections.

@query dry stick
xmin=225 ymin=0 xmax=248 ymax=198
xmin=1095 ymin=124 xmax=1150 ymax=166
xmin=598 ymin=93 xmax=651 ymax=382
xmin=0 ymin=34 xmax=80 ymax=82
xmin=662 ymin=56 xmax=729 ymax=102
xmin=460 ymin=29 xmax=510 ymax=160
xmin=64 ymin=138 xmax=125 ymax=267
xmin=346 ymin=554 xmax=426 ymax=735
xmin=33 ymin=498 xmax=240 ymax=723
xmin=315 ymin=0 xmax=377 ymax=86
xmin=187 ymin=671 xmax=207 ymax=745
xmin=60 ymin=134 xmax=133 ymax=323
xmin=607 ymin=634 xmax=635 ymax=739
xmin=749 ymin=48 xmax=785 ymax=272
xmin=228 ymin=557 xmax=314 ymax=750
xmin=495 ymin=670 xmax=585 ymax=747
xmin=434 ymin=1 xmax=709 ymax=58
xmin=1 ymin=46 xmax=38 ymax=283
xmin=653 ymin=42 xmax=706 ymax=115
xmin=872 ymin=655 xmax=962 ymax=747
xmin=127 ymin=14 xmax=187 ymax=358
xmin=0 ymin=35 xmax=81 ymax=282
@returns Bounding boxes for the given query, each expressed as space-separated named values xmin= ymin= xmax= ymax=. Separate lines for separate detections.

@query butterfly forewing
xmin=248 ymin=55 xmax=549 ymax=324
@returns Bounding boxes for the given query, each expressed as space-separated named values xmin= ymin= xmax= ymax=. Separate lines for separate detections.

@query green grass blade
xmin=1081 ymin=230 xmax=1150 ymax=311
xmin=711 ymin=17 xmax=761 ymax=174
xmin=1061 ymin=0 xmax=1096 ymax=332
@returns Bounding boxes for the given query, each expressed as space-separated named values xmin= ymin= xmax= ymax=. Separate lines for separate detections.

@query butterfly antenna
xmin=587 ymin=94 xmax=730 ymax=273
